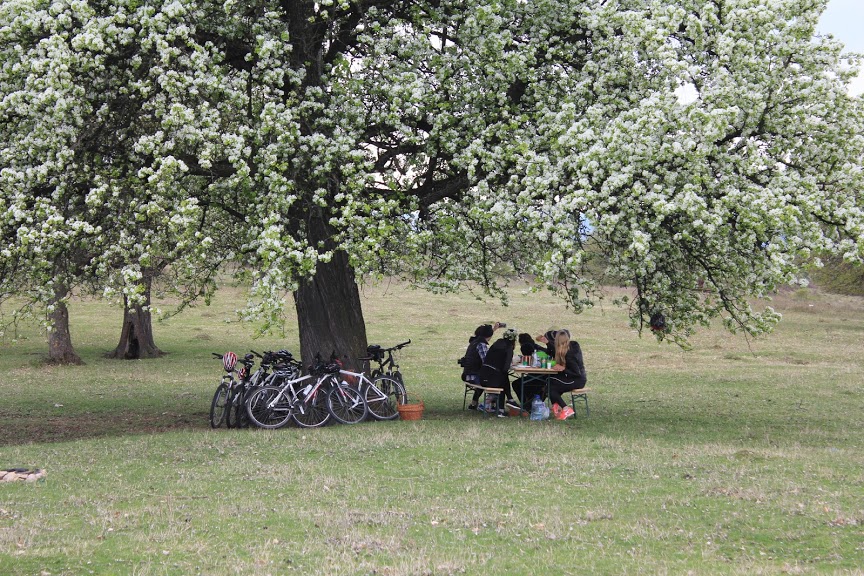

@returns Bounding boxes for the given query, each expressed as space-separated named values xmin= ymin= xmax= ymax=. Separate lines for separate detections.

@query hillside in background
xmin=808 ymin=256 xmax=864 ymax=296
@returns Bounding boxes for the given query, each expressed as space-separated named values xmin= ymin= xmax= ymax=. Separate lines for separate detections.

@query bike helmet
xmin=222 ymin=351 xmax=238 ymax=371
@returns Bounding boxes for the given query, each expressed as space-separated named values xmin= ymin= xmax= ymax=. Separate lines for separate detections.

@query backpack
xmin=649 ymin=312 xmax=667 ymax=332
xmin=458 ymin=337 xmax=482 ymax=376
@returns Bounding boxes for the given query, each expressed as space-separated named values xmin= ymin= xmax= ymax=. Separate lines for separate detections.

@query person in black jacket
xmin=478 ymin=328 xmax=521 ymax=416
xmin=462 ymin=323 xmax=501 ymax=410
xmin=514 ymin=333 xmax=547 ymax=407
xmin=535 ymin=328 xmax=570 ymax=357
xmin=548 ymin=330 xmax=586 ymax=420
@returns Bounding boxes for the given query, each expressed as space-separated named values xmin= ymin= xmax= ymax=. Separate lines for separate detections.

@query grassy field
xmin=1 ymin=281 xmax=863 ymax=575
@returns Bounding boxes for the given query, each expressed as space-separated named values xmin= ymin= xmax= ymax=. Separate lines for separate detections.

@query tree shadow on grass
xmin=0 ymin=411 xmax=211 ymax=446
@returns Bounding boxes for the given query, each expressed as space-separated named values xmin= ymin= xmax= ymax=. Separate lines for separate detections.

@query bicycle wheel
xmin=229 ymin=386 xmax=252 ymax=428
xmin=245 ymin=386 xmax=294 ymax=429
xmin=238 ymin=384 xmax=261 ymax=428
xmin=327 ymin=383 xmax=368 ymax=425
xmin=291 ymin=384 xmax=332 ymax=428
xmin=209 ymin=383 xmax=230 ymax=428
xmin=366 ymin=377 xmax=407 ymax=420
xmin=225 ymin=385 xmax=241 ymax=428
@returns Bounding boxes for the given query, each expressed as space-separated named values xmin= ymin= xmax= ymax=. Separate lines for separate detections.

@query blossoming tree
xmin=2 ymin=0 xmax=862 ymax=362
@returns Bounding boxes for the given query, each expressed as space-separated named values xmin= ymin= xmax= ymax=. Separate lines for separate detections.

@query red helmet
xmin=222 ymin=351 xmax=238 ymax=372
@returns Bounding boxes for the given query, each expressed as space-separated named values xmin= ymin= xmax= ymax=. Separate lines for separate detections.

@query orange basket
xmin=397 ymin=402 xmax=424 ymax=421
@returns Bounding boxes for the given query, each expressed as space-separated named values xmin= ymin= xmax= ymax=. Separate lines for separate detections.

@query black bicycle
xmin=209 ymin=352 xmax=241 ymax=428
xmin=363 ymin=340 xmax=410 ymax=385
xmin=223 ymin=353 xmax=256 ymax=428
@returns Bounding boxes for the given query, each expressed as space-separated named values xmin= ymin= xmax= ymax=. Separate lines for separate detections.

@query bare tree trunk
xmin=294 ymin=217 xmax=367 ymax=368
xmin=47 ymin=281 xmax=83 ymax=365
xmin=108 ymin=276 xmax=164 ymax=359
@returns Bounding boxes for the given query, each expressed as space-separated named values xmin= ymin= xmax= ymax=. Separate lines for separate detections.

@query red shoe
xmin=557 ymin=406 xmax=575 ymax=420
xmin=550 ymin=404 xmax=562 ymax=418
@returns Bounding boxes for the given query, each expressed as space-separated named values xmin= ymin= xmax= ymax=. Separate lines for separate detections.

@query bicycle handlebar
xmin=376 ymin=340 xmax=411 ymax=353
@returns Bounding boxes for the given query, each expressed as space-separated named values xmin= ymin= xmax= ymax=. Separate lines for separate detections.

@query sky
xmin=818 ymin=0 xmax=864 ymax=95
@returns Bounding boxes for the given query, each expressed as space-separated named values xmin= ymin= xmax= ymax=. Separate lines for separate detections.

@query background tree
xmin=0 ymin=0 xmax=230 ymax=359
xmin=2 ymin=0 xmax=862 ymax=363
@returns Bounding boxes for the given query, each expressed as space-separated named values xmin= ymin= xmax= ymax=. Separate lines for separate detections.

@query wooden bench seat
xmin=462 ymin=383 xmax=503 ymax=410
xmin=569 ymin=387 xmax=590 ymax=416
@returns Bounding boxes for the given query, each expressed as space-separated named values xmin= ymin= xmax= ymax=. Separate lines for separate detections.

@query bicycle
xmin=236 ymin=350 xmax=301 ymax=426
xmin=326 ymin=371 xmax=370 ymax=425
xmin=292 ymin=355 xmax=368 ymax=427
xmin=338 ymin=368 xmax=407 ymax=421
xmin=209 ymin=352 xmax=240 ymax=428
xmin=225 ymin=353 xmax=257 ymax=428
xmin=244 ymin=354 xmax=308 ymax=429
xmin=363 ymin=340 xmax=411 ymax=385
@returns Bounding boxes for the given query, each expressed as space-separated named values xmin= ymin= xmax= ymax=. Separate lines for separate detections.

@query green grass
xmin=1 ymin=282 xmax=863 ymax=575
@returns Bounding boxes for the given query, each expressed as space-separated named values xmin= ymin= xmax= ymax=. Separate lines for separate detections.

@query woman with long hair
xmin=548 ymin=330 xmax=587 ymax=420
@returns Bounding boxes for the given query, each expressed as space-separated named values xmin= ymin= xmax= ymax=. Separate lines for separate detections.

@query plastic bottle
xmin=485 ymin=393 xmax=497 ymax=413
xmin=530 ymin=395 xmax=544 ymax=421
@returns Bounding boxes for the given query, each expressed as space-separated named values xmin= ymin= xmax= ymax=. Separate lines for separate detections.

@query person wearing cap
xmin=478 ymin=328 xmax=521 ymax=417
xmin=548 ymin=330 xmax=587 ymax=420
xmin=462 ymin=322 xmax=503 ymax=410
xmin=535 ymin=328 xmax=570 ymax=357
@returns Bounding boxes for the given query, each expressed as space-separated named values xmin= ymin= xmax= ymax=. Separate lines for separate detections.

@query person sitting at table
xmin=519 ymin=332 xmax=545 ymax=359
xmin=478 ymin=328 xmax=521 ymax=416
xmin=462 ymin=322 xmax=502 ymax=410
xmin=548 ymin=330 xmax=586 ymax=420
xmin=514 ymin=333 xmax=547 ymax=406
xmin=535 ymin=328 xmax=570 ymax=357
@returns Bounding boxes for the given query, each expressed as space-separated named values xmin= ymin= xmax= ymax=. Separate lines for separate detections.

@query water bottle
xmin=485 ymin=393 xmax=498 ymax=413
xmin=530 ymin=395 xmax=544 ymax=421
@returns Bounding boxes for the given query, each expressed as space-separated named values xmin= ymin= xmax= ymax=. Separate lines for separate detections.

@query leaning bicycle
xmin=225 ymin=352 xmax=257 ymax=428
xmin=338 ymin=367 xmax=407 ymax=421
xmin=209 ymin=352 xmax=240 ymax=428
xmin=244 ymin=355 xmax=308 ymax=429
xmin=363 ymin=340 xmax=410 ymax=385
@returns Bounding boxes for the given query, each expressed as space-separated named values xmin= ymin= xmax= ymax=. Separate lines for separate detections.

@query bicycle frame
xmin=340 ymin=369 xmax=385 ymax=401
xmin=292 ymin=372 xmax=335 ymax=412
xmin=339 ymin=368 xmax=407 ymax=420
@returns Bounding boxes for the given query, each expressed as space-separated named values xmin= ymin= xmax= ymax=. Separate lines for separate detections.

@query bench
xmin=462 ymin=383 xmax=503 ymax=411
xmin=568 ymin=388 xmax=590 ymax=417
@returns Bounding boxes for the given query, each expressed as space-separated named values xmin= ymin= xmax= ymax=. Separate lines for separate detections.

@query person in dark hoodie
xmin=478 ymin=328 xmax=521 ymax=416
xmin=548 ymin=330 xmax=587 ymax=420
xmin=535 ymin=328 xmax=570 ymax=357
xmin=513 ymin=333 xmax=547 ymax=407
xmin=461 ymin=322 xmax=502 ymax=410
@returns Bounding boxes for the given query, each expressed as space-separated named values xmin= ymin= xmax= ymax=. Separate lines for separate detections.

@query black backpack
xmin=458 ymin=337 xmax=482 ymax=375
xmin=650 ymin=312 xmax=667 ymax=332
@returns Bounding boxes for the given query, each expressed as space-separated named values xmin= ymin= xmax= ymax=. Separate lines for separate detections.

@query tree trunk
xmin=294 ymin=217 xmax=368 ymax=368
xmin=47 ymin=281 xmax=83 ymax=365
xmin=109 ymin=276 xmax=164 ymax=359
